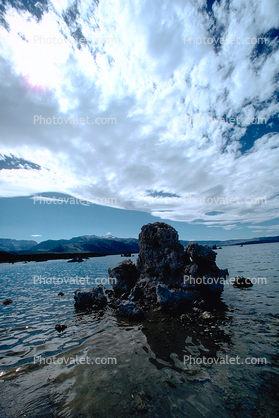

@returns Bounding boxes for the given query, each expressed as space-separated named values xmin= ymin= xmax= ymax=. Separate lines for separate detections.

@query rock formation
xmin=74 ymin=222 xmax=229 ymax=319
xmin=108 ymin=222 xmax=228 ymax=317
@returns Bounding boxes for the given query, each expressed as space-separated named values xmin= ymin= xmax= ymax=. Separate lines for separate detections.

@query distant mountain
xmin=0 ymin=234 xmax=278 ymax=258
xmin=0 ymin=238 xmax=38 ymax=253
xmin=181 ymin=236 xmax=279 ymax=247
xmin=20 ymin=235 xmax=139 ymax=255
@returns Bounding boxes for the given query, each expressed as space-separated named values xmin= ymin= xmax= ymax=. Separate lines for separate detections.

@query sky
xmin=0 ymin=0 xmax=278 ymax=242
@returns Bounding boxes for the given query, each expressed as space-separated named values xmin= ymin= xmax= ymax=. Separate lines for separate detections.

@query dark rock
xmin=68 ymin=257 xmax=84 ymax=263
xmin=74 ymin=285 xmax=107 ymax=309
xmin=193 ymin=299 xmax=206 ymax=308
xmin=115 ymin=300 xmax=144 ymax=320
xmin=233 ymin=276 xmax=253 ymax=288
xmin=3 ymin=299 xmax=13 ymax=305
xmin=156 ymin=284 xmax=198 ymax=312
xmin=134 ymin=394 xmax=148 ymax=412
xmin=105 ymin=289 xmax=114 ymax=298
xmin=92 ymin=223 xmax=229 ymax=319
xmin=108 ymin=259 xmax=138 ymax=297
xmin=55 ymin=324 xmax=67 ymax=332
xmin=58 ymin=292 xmax=65 ymax=296
xmin=137 ymin=222 xmax=185 ymax=286
xmin=184 ymin=242 xmax=228 ymax=299
xmin=186 ymin=242 xmax=217 ymax=266
xmin=128 ymin=277 xmax=157 ymax=308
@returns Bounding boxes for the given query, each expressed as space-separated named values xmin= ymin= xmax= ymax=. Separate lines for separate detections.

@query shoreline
xmin=0 ymin=252 xmax=138 ymax=264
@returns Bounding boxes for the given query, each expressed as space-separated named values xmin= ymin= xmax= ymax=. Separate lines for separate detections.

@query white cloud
xmin=0 ymin=0 xmax=278 ymax=232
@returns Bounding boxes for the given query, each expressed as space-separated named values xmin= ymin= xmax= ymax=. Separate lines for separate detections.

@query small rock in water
xmin=233 ymin=276 xmax=253 ymax=288
xmin=3 ymin=299 xmax=13 ymax=305
xmin=55 ymin=324 xmax=67 ymax=332
xmin=58 ymin=292 xmax=65 ymax=296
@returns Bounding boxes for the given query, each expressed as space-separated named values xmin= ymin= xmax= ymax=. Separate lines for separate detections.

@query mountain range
xmin=0 ymin=234 xmax=279 ymax=256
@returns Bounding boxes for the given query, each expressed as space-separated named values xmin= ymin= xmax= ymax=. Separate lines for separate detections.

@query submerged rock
xmin=74 ymin=286 xmax=107 ymax=309
xmin=233 ymin=276 xmax=253 ymax=288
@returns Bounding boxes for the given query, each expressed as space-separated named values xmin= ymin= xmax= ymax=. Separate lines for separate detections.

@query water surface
xmin=0 ymin=245 xmax=278 ymax=417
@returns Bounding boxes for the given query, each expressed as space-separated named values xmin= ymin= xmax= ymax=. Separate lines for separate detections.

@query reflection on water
xmin=0 ymin=245 xmax=279 ymax=417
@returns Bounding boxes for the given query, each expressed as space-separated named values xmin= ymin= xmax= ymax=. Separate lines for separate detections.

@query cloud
xmin=0 ymin=0 xmax=278 ymax=233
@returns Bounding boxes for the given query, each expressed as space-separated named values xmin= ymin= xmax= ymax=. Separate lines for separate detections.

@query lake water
xmin=0 ymin=243 xmax=278 ymax=417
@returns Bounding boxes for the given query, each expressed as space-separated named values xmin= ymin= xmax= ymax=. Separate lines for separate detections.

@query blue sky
xmin=0 ymin=193 xmax=278 ymax=242
xmin=0 ymin=0 xmax=278 ymax=242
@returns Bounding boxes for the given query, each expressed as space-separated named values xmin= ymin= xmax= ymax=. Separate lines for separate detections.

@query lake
xmin=0 ymin=243 xmax=278 ymax=417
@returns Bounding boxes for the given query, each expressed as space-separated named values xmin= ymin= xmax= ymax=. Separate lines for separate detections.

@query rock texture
xmin=136 ymin=222 xmax=185 ymax=285
xmin=156 ymin=284 xmax=198 ymax=311
xmin=74 ymin=286 xmax=107 ymax=309
xmin=115 ymin=300 xmax=144 ymax=320
xmin=108 ymin=259 xmax=138 ymax=297
xmin=183 ymin=242 xmax=229 ymax=297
